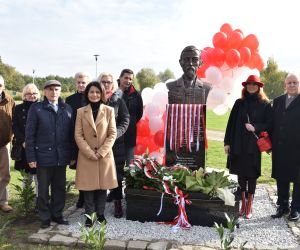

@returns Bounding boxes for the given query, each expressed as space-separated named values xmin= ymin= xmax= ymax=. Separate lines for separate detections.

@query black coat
xmin=107 ymin=91 xmax=130 ymax=181
xmin=65 ymin=92 xmax=86 ymax=119
xmin=25 ymin=98 xmax=75 ymax=167
xmin=271 ymin=94 xmax=300 ymax=182
xmin=122 ymin=85 xmax=143 ymax=147
xmin=224 ymin=94 xmax=272 ymax=178
xmin=12 ymin=101 xmax=36 ymax=174
xmin=65 ymin=92 xmax=86 ymax=165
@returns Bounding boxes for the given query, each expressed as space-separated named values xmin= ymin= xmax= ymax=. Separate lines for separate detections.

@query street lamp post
xmin=32 ymin=69 xmax=35 ymax=84
xmin=93 ymin=54 xmax=99 ymax=78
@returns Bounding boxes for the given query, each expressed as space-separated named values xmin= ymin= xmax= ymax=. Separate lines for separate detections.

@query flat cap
xmin=43 ymin=80 xmax=61 ymax=89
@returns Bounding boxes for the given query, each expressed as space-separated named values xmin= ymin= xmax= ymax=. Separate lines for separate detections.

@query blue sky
xmin=0 ymin=0 xmax=299 ymax=79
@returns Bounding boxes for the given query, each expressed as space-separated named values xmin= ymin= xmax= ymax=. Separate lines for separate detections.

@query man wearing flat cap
xmin=26 ymin=80 xmax=75 ymax=228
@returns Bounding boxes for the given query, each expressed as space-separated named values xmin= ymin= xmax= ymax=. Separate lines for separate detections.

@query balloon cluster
xmin=135 ymin=82 xmax=172 ymax=164
xmin=197 ymin=23 xmax=264 ymax=115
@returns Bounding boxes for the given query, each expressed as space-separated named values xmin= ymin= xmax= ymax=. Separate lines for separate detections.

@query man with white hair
xmin=66 ymin=72 xmax=90 ymax=208
xmin=271 ymin=73 xmax=300 ymax=221
xmin=0 ymin=75 xmax=15 ymax=212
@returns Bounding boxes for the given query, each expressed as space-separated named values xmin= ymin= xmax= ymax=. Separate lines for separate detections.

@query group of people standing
xmin=0 ymin=69 xmax=143 ymax=228
xmin=224 ymin=73 xmax=300 ymax=222
xmin=0 ymin=46 xmax=299 ymax=229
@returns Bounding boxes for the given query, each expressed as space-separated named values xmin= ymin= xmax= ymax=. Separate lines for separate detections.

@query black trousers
xmin=276 ymin=180 xmax=300 ymax=211
xmin=108 ymin=180 xmax=123 ymax=200
xmin=84 ymin=190 xmax=106 ymax=216
xmin=37 ymin=166 xmax=66 ymax=221
xmin=238 ymin=176 xmax=257 ymax=194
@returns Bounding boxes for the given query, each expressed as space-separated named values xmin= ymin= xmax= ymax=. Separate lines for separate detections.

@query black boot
xmin=76 ymin=190 xmax=84 ymax=208
xmin=97 ymin=214 xmax=106 ymax=224
xmin=114 ymin=200 xmax=123 ymax=218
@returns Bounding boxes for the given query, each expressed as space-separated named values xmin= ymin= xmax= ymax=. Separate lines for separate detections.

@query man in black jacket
xmin=66 ymin=72 xmax=90 ymax=208
xmin=271 ymin=73 xmax=300 ymax=221
xmin=118 ymin=69 xmax=143 ymax=166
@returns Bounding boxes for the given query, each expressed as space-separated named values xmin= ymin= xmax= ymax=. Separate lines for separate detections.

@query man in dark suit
xmin=66 ymin=72 xmax=90 ymax=208
xmin=271 ymin=73 xmax=300 ymax=221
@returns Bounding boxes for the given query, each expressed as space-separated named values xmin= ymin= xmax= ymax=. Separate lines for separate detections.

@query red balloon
xmin=233 ymin=29 xmax=244 ymax=36
xmin=212 ymin=32 xmax=227 ymax=49
xmin=210 ymin=48 xmax=225 ymax=67
xmin=196 ymin=64 xmax=209 ymax=78
xmin=220 ymin=23 xmax=233 ymax=36
xmin=227 ymin=31 xmax=244 ymax=49
xmin=154 ymin=130 xmax=165 ymax=148
xmin=225 ymin=49 xmax=240 ymax=68
xmin=238 ymin=47 xmax=251 ymax=66
xmin=200 ymin=47 xmax=214 ymax=65
xmin=135 ymin=143 xmax=147 ymax=155
xmin=136 ymin=119 xmax=150 ymax=137
xmin=241 ymin=34 xmax=259 ymax=51
xmin=147 ymin=137 xmax=160 ymax=153
xmin=246 ymin=52 xmax=263 ymax=69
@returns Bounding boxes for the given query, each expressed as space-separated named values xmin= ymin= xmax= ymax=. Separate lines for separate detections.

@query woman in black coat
xmin=12 ymin=83 xmax=40 ymax=202
xmin=98 ymin=72 xmax=130 ymax=218
xmin=224 ymin=75 xmax=272 ymax=219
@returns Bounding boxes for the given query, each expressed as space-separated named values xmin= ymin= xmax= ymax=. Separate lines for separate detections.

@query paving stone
xmin=104 ymin=239 xmax=127 ymax=250
xmin=37 ymin=225 xmax=54 ymax=234
xmin=49 ymin=234 xmax=77 ymax=246
xmin=292 ymin=227 xmax=300 ymax=236
xmin=127 ymin=240 xmax=148 ymax=250
xmin=147 ymin=241 xmax=170 ymax=250
xmin=28 ymin=233 xmax=51 ymax=243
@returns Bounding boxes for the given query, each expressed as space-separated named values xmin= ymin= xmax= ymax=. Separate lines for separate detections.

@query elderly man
xmin=271 ymin=73 xmax=300 ymax=221
xmin=0 ymin=75 xmax=15 ymax=212
xmin=167 ymin=45 xmax=211 ymax=104
xmin=66 ymin=72 xmax=90 ymax=208
xmin=26 ymin=80 xmax=75 ymax=228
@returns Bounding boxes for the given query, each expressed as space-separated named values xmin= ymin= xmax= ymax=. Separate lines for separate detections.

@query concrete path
xmin=207 ymin=129 xmax=224 ymax=142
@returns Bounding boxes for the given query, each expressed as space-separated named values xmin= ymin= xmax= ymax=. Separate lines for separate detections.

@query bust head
xmin=179 ymin=46 xmax=201 ymax=81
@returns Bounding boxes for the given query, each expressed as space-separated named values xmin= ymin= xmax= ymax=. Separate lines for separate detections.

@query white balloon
xmin=207 ymin=87 xmax=227 ymax=107
xmin=149 ymin=116 xmax=164 ymax=133
xmin=154 ymin=82 xmax=168 ymax=92
xmin=213 ymin=104 xmax=229 ymax=116
xmin=141 ymin=87 xmax=154 ymax=106
xmin=152 ymin=91 xmax=168 ymax=113
xmin=205 ymin=66 xmax=223 ymax=85
xmin=218 ymin=77 xmax=234 ymax=94
xmin=144 ymin=102 xmax=160 ymax=120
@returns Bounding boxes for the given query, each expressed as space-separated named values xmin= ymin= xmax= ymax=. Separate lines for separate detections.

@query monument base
xmin=125 ymin=188 xmax=239 ymax=227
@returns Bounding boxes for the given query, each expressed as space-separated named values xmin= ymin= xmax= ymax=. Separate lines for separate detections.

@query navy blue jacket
xmin=25 ymin=98 xmax=75 ymax=167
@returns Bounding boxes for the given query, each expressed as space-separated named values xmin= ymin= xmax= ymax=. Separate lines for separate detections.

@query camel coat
xmin=75 ymin=104 xmax=118 ymax=191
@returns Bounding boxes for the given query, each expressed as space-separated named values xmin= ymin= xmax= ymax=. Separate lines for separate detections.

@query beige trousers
xmin=0 ymin=145 xmax=10 ymax=205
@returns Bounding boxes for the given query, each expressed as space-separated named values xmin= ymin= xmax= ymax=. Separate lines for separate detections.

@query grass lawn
xmin=206 ymin=140 xmax=274 ymax=185
xmin=206 ymin=109 xmax=230 ymax=131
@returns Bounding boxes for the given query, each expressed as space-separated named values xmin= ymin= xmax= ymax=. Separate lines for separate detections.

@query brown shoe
xmin=0 ymin=204 xmax=13 ymax=212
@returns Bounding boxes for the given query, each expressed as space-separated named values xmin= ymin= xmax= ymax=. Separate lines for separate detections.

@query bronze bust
xmin=167 ymin=46 xmax=212 ymax=104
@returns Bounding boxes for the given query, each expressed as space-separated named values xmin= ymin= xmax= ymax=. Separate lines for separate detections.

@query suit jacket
xmin=75 ymin=103 xmax=118 ymax=190
xmin=272 ymin=94 xmax=300 ymax=182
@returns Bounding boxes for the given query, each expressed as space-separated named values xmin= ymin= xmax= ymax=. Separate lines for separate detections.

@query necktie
xmin=286 ymin=96 xmax=294 ymax=108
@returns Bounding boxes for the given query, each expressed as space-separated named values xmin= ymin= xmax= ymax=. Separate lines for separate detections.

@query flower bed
xmin=125 ymin=156 xmax=239 ymax=228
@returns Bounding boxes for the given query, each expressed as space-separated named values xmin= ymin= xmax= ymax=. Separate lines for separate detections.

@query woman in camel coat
xmin=75 ymin=81 xmax=117 ymax=226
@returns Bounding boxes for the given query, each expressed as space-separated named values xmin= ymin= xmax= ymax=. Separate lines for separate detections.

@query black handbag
xmin=11 ymin=138 xmax=23 ymax=161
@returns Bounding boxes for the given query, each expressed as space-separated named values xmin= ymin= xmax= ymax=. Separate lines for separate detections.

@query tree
xmin=0 ymin=61 xmax=25 ymax=91
xmin=260 ymin=57 xmax=287 ymax=100
xmin=157 ymin=68 xmax=175 ymax=83
xmin=136 ymin=68 xmax=159 ymax=91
